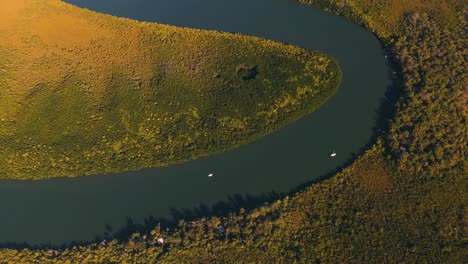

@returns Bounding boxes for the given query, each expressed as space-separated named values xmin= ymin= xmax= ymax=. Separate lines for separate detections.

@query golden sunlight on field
xmin=0 ymin=0 xmax=340 ymax=179
xmin=0 ymin=0 xmax=25 ymax=27
xmin=0 ymin=0 xmax=158 ymax=102
xmin=34 ymin=13 xmax=106 ymax=48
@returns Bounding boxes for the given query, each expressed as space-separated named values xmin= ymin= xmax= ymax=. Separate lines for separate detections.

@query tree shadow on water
xmin=108 ymin=191 xmax=283 ymax=243
xmin=0 ymin=191 xmax=283 ymax=251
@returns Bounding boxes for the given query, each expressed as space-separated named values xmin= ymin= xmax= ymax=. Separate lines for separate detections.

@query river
xmin=1 ymin=0 xmax=392 ymax=246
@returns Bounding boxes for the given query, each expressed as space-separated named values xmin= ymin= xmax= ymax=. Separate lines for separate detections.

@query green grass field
xmin=0 ymin=0 xmax=341 ymax=180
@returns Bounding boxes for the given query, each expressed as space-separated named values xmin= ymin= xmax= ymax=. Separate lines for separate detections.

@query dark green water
xmin=2 ymin=0 xmax=392 ymax=246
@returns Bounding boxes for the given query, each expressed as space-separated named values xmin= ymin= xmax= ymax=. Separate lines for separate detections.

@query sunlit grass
xmin=0 ymin=0 xmax=341 ymax=179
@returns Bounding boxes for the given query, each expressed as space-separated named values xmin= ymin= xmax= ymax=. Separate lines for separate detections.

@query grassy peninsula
xmin=0 ymin=0 xmax=465 ymax=263
xmin=0 ymin=0 xmax=341 ymax=180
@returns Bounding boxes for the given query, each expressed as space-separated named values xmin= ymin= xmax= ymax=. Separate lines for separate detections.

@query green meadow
xmin=0 ymin=0 xmax=341 ymax=179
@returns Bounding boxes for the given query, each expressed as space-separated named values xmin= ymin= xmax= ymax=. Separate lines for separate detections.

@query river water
xmin=1 ymin=0 xmax=392 ymax=245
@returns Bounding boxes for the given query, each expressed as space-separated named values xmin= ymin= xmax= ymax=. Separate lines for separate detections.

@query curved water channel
xmin=1 ymin=0 xmax=393 ymax=246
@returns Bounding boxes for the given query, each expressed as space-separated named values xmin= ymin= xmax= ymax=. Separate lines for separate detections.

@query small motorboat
xmin=330 ymin=151 xmax=337 ymax=157
xmin=208 ymin=173 xmax=214 ymax=177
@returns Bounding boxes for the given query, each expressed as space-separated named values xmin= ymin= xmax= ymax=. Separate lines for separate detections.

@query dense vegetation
xmin=0 ymin=0 xmax=466 ymax=263
xmin=0 ymin=0 xmax=340 ymax=180
xmin=300 ymin=0 xmax=466 ymax=178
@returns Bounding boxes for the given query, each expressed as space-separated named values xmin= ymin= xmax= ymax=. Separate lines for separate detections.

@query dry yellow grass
xmin=1 ymin=0 xmax=157 ymax=104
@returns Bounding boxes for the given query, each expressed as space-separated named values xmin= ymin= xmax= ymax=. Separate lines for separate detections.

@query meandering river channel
xmin=1 ymin=0 xmax=392 ymax=245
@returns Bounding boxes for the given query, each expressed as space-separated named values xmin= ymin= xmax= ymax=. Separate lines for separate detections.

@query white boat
xmin=330 ymin=151 xmax=337 ymax=157
xmin=208 ymin=173 xmax=214 ymax=177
